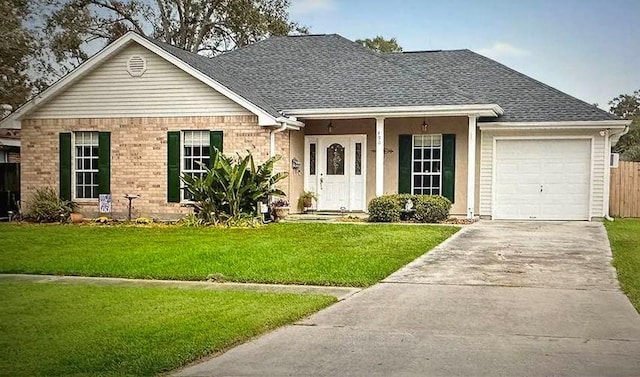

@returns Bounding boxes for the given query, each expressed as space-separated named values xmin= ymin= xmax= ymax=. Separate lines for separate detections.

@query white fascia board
xmin=275 ymin=116 xmax=305 ymax=128
xmin=0 ymin=32 xmax=280 ymax=127
xmin=478 ymin=120 xmax=630 ymax=131
xmin=282 ymin=104 xmax=504 ymax=119
xmin=0 ymin=138 xmax=20 ymax=147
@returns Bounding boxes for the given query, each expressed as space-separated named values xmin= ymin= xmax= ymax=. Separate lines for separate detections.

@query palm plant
xmin=182 ymin=149 xmax=288 ymax=223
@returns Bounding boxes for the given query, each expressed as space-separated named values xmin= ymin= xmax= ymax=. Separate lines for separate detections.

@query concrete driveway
xmin=175 ymin=222 xmax=640 ymax=377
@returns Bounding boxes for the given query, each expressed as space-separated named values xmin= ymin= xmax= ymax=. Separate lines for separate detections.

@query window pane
xmin=309 ymin=143 xmax=316 ymax=175
xmin=433 ymin=175 xmax=441 ymax=188
xmin=413 ymin=175 xmax=421 ymax=188
xmin=433 ymin=149 xmax=441 ymax=159
xmin=355 ymin=143 xmax=362 ymax=175
xmin=424 ymin=149 xmax=432 ymax=159
xmin=326 ymin=143 xmax=344 ymax=175
xmin=413 ymin=149 xmax=421 ymax=160
xmin=413 ymin=161 xmax=421 ymax=173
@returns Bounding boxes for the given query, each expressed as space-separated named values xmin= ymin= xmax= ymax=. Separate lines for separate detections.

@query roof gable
xmin=1 ymin=32 xmax=282 ymax=128
xmin=28 ymin=43 xmax=252 ymax=119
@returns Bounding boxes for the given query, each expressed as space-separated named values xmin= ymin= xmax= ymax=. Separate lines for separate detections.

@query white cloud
xmin=290 ymin=0 xmax=335 ymax=14
xmin=477 ymin=42 xmax=530 ymax=59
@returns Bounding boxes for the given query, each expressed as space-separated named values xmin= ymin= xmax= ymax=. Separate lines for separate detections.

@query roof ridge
xmin=335 ymin=35 xmax=482 ymax=104
xmin=466 ymin=50 xmax=617 ymax=119
xmin=398 ymin=48 xmax=470 ymax=54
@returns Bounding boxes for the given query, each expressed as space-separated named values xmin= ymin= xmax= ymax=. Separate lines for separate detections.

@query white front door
xmin=493 ymin=138 xmax=592 ymax=220
xmin=305 ymin=135 xmax=366 ymax=211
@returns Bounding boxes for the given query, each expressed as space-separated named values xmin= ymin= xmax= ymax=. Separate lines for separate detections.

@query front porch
xmin=286 ymin=115 xmax=481 ymax=218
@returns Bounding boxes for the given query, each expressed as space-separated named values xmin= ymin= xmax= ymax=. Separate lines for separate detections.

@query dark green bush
xmin=368 ymin=195 xmax=401 ymax=222
xmin=25 ymin=187 xmax=77 ymax=223
xmin=368 ymin=194 xmax=451 ymax=223
xmin=413 ymin=195 xmax=452 ymax=223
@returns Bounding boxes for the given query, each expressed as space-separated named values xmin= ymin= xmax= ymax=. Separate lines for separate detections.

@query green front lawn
xmin=605 ymin=218 xmax=640 ymax=312
xmin=0 ymin=223 xmax=457 ymax=287
xmin=0 ymin=280 xmax=334 ymax=377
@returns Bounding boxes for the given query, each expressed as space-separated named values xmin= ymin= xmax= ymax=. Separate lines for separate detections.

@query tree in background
xmin=0 ymin=0 xmax=305 ymax=107
xmin=0 ymin=0 xmax=37 ymax=110
xmin=610 ymin=90 xmax=640 ymax=161
xmin=355 ymin=35 xmax=402 ymax=53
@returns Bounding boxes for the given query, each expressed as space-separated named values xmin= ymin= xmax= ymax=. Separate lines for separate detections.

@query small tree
xmin=182 ymin=150 xmax=288 ymax=224
xmin=355 ymin=36 xmax=403 ymax=53
xmin=610 ymin=90 xmax=640 ymax=161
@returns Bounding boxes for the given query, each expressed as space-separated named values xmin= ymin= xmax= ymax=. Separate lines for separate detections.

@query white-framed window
xmin=74 ymin=131 xmax=99 ymax=199
xmin=181 ymin=130 xmax=210 ymax=201
xmin=412 ymin=134 xmax=442 ymax=195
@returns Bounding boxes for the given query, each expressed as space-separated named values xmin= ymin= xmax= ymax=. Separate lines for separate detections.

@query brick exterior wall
xmin=21 ymin=116 xmax=292 ymax=219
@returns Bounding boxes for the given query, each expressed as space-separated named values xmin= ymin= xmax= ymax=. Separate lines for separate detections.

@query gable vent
xmin=126 ymin=55 xmax=147 ymax=77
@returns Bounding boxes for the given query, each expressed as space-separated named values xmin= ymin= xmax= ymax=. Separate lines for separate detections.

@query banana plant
xmin=181 ymin=149 xmax=288 ymax=223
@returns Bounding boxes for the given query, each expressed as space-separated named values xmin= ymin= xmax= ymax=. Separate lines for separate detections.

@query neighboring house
xmin=0 ymin=128 xmax=20 ymax=163
xmin=0 ymin=128 xmax=20 ymax=219
xmin=0 ymin=32 xmax=630 ymax=220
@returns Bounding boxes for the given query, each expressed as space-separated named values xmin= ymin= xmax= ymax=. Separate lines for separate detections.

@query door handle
xmin=320 ymin=174 xmax=324 ymax=190
xmin=540 ymin=185 xmax=543 ymax=193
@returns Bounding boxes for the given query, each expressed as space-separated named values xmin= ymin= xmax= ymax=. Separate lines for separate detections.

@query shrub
xmin=24 ymin=187 xmax=77 ymax=223
xmin=368 ymin=195 xmax=401 ymax=222
xmin=413 ymin=195 xmax=452 ymax=223
xmin=182 ymin=150 xmax=288 ymax=225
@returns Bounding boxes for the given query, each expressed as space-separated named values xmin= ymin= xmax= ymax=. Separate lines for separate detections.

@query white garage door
xmin=494 ymin=139 xmax=591 ymax=220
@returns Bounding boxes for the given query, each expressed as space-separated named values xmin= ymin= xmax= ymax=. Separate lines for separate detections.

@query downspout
xmin=269 ymin=122 xmax=288 ymax=158
xmin=604 ymin=125 xmax=631 ymax=221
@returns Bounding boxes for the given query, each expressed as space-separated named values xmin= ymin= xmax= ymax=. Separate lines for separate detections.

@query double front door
xmin=304 ymin=135 xmax=367 ymax=211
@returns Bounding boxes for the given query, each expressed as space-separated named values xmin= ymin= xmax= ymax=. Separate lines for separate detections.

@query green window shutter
xmin=398 ymin=134 xmax=412 ymax=194
xmin=209 ymin=130 xmax=223 ymax=167
xmin=98 ymin=132 xmax=111 ymax=194
xmin=167 ymin=131 xmax=181 ymax=203
xmin=59 ymin=133 xmax=72 ymax=201
xmin=442 ymin=134 xmax=456 ymax=202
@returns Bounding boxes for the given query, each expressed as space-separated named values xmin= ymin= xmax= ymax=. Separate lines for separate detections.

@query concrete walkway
xmin=175 ymin=221 xmax=640 ymax=377
xmin=0 ymin=274 xmax=361 ymax=301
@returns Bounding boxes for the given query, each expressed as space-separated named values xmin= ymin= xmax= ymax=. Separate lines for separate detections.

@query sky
xmin=289 ymin=0 xmax=640 ymax=111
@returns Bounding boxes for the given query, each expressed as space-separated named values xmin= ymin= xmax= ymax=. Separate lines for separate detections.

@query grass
xmin=605 ymin=218 xmax=640 ymax=313
xmin=0 ymin=280 xmax=335 ymax=377
xmin=0 ymin=223 xmax=457 ymax=287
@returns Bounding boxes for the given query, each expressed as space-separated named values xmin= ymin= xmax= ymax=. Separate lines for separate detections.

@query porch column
xmin=375 ymin=117 xmax=385 ymax=196
xmin=467 ymin=115 xmax=477 ymax=219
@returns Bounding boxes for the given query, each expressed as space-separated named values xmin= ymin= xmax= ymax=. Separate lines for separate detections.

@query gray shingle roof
xmin=208 ymin=34 xmax=480 ymax=110
xmin=146 ymin=33 xmax=617 ymax=123
xmin=384 ymin=50 xmax=617 ymax=122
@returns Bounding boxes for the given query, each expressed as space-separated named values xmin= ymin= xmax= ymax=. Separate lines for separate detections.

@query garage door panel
xmin=494 ymin=139 xmax=591 ymax=220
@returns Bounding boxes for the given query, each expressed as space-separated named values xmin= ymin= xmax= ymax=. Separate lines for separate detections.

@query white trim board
xmin=478 ymin=120 xmax=630 ymax=130
xmin=284 ymin=104 xmax=504 ymax=119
